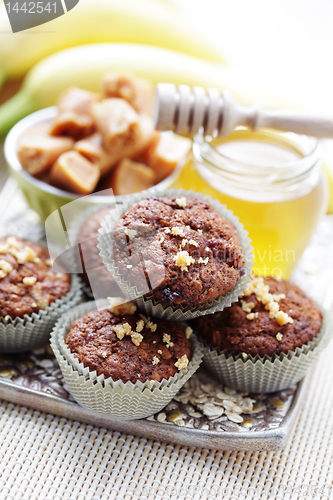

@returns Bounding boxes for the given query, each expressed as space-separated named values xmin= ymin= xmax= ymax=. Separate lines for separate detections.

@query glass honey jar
xmin=175 ymin=127 xmax=328 ymax=278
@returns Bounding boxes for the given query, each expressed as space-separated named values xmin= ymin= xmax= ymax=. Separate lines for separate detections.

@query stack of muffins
xmin=50 ymin=188 xmax=328 ymax=420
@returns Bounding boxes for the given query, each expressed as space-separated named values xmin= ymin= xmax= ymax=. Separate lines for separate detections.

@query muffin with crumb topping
xmin=50 ymin=298 xmax=203 ymax=419
xmin=65 ymin=298 xmax=192 ymax=384
xmin=0 ymin=236 xmax=70 ymax=319
xmin=0 ymin=235 xmax=81 ymax=353
xmin=195 ymin=277 xmax=323 ymax=358
xmin=112 ymin=195 xmax=245 ymax=307
xmin=194 ymin=276 xmax=326 ymax=393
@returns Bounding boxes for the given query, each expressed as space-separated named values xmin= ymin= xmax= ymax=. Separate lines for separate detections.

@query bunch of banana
xmin=0 ymin=0 xmax=224 ymax=87
xmin=0 ymin=43 xmax=295 ymax=136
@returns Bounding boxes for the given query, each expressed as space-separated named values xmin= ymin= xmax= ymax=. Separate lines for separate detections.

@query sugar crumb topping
xmin=175 ymin=197 xmax=186 ymax=208
xmin=189 ymin=239 xmax=198 ymax=247
xmin=185 ymin=326 xmax=193 ymax=339
xmin=175 ymin=354 xmax=189 ymax=370
xmin=152 ymin=356 xmax=160 ymax=365
xmin=163 ymin=333 xmax=174 ymax=348
xmin=125 ymin=228 xmax=137 ymax=240
xmin=23 ymin=276 xmax=37 ymax=286
xmin=198 ymin=257 xmax=209 ymax=265
xmin=243 ymin=277 xmax=293 ymax=325
xmin=114 ymin=321 xmax=143 ymax=346
xmin=246 ymin=312 xmax=259 ymax=320
xmin=181 ymin=239 xmax=188 ymax=248
xmin=108 ymin=297 xmax=136 ymax=316
xmin=276 ymin=333 xmax=283 ymax=341
xmin=136 ymin=320 xmax=144 ymax=333
xmin=164 ymin=228 xmax=171 ymax=234
xmin=197 ymin=229 xmax=203 ymax=234
xmin=171 ymin=227 xmax=185 ymax=237
xmin=173 ymin=250 xmax=195 ymax=271
xmin=241 ymin=300 xmax=255 ymax=314
xmin=0 ymin=259 xmax=13 ymax=279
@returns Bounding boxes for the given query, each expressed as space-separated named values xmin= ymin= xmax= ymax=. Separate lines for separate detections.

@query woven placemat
xmin=0 ymin=338 xmax=332 ymax=499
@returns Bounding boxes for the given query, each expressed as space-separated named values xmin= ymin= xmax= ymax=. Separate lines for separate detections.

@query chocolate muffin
xmin=0 ymin=236 xmax=70 ymax=319
xmin=77 ymin=207 xmax=121 ymax=298
xmin=65 ymin=299 xmax=192 ymax=384
xmin=195 ymin=276 xmax=323 ymax=357
xmin=112 ymin=196 xmax=245 ymax=307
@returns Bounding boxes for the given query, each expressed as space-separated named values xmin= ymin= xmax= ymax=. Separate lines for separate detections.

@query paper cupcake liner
xmin=50 ymin=300 xmax=204 ymax=419
xmin=97 ymin=188 xmax=253 ymax=321
xmin=0 ymin=274 xmax=82 ymax=353
xmin=200 ymin=303 xmax=332 ymax=393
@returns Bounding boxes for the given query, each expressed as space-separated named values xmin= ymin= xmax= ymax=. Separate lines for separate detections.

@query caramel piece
xmin=103 ymin=158 xmax=155 ymax=195
xmin=102 ymin=71 xmax=153 ymax=114
xmin=141 ymin=133 xmax=191 ymax=183
xmin=91 ymin=98 xmax=141 ymax=154
xmin=81 ymin=114 xmax=155 ymax=178
xmin=50 ymin=87 xmax=98 ymax=140
xmin=73 ymin=133 xmax=116 ymax=176
xmin=17 ymin=127 xmax=74 ymax=176
xmin=49 ymin=151 xmax=100 ymax=195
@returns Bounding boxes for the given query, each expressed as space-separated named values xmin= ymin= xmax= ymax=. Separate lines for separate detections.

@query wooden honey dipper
xmin=153 ymin=83 xmax=333 ymax=138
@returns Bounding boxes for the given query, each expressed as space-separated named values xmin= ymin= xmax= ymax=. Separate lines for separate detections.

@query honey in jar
xmin=175 ymin=128 xmax=328 ymax=278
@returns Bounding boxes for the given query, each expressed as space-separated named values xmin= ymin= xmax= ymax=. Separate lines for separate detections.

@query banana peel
xmin=0 ymin=0 xmax=224 ymax=85
xmin=0 ymin=43 xmax=297 ymax=136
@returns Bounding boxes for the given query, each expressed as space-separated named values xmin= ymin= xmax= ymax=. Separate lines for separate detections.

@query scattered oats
xmin=176 ymin=197 xmax=186 ymax=208
xmin=124 ymin=228 xmax=137 ymax=240
xmin=171 ymin=227 xmax=185 ymax=237
xmin=173 ymin=250 xmax=194 ymax=271
xmin=159 ymin=236 xmax=165 ymax=244
xmin=189 ymin=412 xmax=202 ymax=418
xmin=23 ymin=276 xmax=37 ymax=286
xmin=224 ymin=387 xmax=236 ymax=396
xmin=131 ymin=332 xmax=143 ymax=346
xmin=114 ymin=323 xmax=132 ymax=340
xmin=167 ymin=410 xmax=183 ymax=422
xmin=202 ymin=403 xmax=224 ymax=418
xmin=175 ymin=419 xmax=185 ymax=426
xmin=222 ymin=400 xmax=236 ymax=411
xmin=156 ymin=412 xmax=167 ymax=422
xmin=164 ymin=228 xmax=171 ymax=234
xmin=0 ymin=259 xmax=13 ymax=279
xmin=276 ymin=333 xmax=283 ymax=341
xmin=163 ymin=333 xmax=174 ymax=348
xmin=197 ymin=229 xmax=203 ymax=234
xmin=39 ymin=359 xmax=53 ymax=369
xmin=127 ymin=265 xmax=132 ymax=269
xmin=108 ymin=297 xmax=136 ymax=315
xmin=175 ymin=354 xmax=189 ymax=370
xmin=189 ymin=239 xmax=198 ymax=247
xmin=185 ymin=326 xmax=193 ymax=339
xmin=31 ymin=302 xmax=37 ymax=308
xmin=226 ymin=412 xmax=244 ymax=423
xmin=136 ymin=320 xmax=144 ymax=333
xmin=45 ymin=259 xmax=53 ymax=267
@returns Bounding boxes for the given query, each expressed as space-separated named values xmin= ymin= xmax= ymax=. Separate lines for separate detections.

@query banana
xmin=0 ymin=0 xmax=224 ymax=85
xmin=0 ymin=43 xmax=296 ymax=136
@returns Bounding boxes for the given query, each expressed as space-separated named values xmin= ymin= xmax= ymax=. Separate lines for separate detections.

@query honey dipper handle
xmin=153 ymin=83 xmax=333 ymax=138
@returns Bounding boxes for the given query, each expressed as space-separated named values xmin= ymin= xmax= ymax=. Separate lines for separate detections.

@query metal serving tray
xmin=0 ymin=178 xmax=332 ymax=451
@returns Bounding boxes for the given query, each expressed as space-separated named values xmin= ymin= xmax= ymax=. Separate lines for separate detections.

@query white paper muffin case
xmin=200 ymin=304 xmax=332 ymax=393
xmin=50 ymin=300 xmax=204 ymax=419
xmin=0 ymin=274 xmax=82 ymax=354
xmin=97 ymin=188 xmax=254 ymax=321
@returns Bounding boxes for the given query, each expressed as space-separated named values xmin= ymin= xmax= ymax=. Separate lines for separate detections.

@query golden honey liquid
xmin=175 ymin=134 xmax=328 ymax=279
